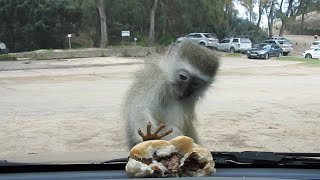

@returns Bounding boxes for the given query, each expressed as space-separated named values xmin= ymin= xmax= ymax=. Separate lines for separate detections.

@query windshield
xmin=241 ymin=38 xmax=251 ymax=43
xmin=204 ymin=33 xmax=217 ymax=39
xmin=312 ymin=41 xmax=320 ymax=45
xmin=256 ymin=43 xmax=270 ymax=49
xmin=1 ymin=0 xmax=319 ymax=162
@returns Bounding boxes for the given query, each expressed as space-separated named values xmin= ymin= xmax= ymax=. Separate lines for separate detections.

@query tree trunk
xmin=267 ymin=0 xmax=276 ymax=37
xmin=148 ymin=0 xmax=158 ymax=46
xmin=256 ymin=0 xmax=263 ymax=27
xmin=96 ymin=0 xmax=108 ymax=48
xmin=279 ymin=22 xmax=285 ymax=36
xmin=162 ymin=0 xmax=168 ymax=35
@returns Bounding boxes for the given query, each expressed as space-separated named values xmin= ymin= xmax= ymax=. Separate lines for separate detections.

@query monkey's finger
xmin=154 ymin=123 xmax=166 ymax=134
xmin=158 ymin=128 xmax=173 ymax=139
xmin=138 ymin=129 xmax=145 ymax=137
xmin=146 ymin=122 xmax=152 ymax=135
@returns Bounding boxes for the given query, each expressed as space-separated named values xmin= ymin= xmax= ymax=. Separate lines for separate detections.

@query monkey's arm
xmin=138 ymin=122 xmax=173 ymax=141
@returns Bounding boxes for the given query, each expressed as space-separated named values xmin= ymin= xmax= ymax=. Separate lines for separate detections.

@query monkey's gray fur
xmin=123 ymin=40 xmax=220 ymax=148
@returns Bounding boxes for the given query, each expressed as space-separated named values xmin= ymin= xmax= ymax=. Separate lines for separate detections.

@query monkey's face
xmin=171 ymin=69 xmax=207 ymax=100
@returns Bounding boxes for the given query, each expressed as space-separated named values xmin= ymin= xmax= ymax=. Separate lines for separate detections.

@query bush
xmin=227 ymin=19 xmax=268 ymax=44
xmin=0 ymin=54 xmax=17 ymax=61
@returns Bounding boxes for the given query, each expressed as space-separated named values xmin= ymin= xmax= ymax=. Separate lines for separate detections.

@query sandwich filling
xmin=131 ymin=148 xmax=209 ymax=177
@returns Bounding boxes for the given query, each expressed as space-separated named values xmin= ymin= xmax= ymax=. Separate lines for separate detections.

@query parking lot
xmin=0 ymin=56 xmax=320 ymax=157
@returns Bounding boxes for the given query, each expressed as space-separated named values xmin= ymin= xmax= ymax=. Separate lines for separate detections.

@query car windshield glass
xmin=1 ymin=0 xmax=319 ymax=162
xmin=241 ymin=38 xmax=251 ymax=43
xmin=221 ymin=39 xmax=230 ymax=43
xmin=256 ymin=44 xmax=269 ymax=49
xmin=204 ymin=34 xmax=216 ymax=38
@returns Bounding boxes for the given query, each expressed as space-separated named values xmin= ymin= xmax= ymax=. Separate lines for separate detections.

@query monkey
xmin=123 ymin=40 xmax=220 ymax=149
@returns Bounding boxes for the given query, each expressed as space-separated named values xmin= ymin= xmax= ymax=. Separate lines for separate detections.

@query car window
xmin=193 ymin=34 xmax=202 ymax=38
xmin=203 ymin=33 xmax=217 ymax=38
xmin=1 ymin=0 xmax=319 ymax=165
xmin=264 ymin=44 xmax=271 ymax=49
xmin=241 ymin=38 xmax=251 ymax=43
xmin=220 ymin=39 xmax=230 ymax=43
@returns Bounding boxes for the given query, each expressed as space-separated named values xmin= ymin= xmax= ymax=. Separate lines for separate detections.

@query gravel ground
xmin=0 ymin=56 xmax=319 ymax=158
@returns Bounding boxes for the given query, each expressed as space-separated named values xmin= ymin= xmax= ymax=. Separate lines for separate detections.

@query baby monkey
xmin=123 ymin=40 xmax=220 ymax=148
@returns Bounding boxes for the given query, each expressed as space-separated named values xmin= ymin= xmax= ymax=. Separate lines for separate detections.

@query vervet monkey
xmin=123 ymin=40 xmax=220 ymax=148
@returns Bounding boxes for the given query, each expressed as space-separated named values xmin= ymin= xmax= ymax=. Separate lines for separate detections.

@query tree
xmin=95 ymin=0 xmax=108 ymax=48
xmin=239 ymin=0 xmax=257 ymax=22
xmin=263 ymin=0 xmax=276 ymax=37
xmin=256 ymin=0 xmax=264 ymax=27
xmin=0 ymin=0 xmax=76 ymax=52
xmin=148 ymin=0 xmax=158 ymax=46
xmin=276 ymin=0 xmax=318 ymax=36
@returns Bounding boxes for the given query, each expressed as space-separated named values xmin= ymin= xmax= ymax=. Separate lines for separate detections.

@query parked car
xmin=176 ymin=33 xmax=219 ymax=48
xmin=263 ymin=39 xmax=293 ymax=56
xmin=217 ymin=37 xmax=252 ymax=53
xmin=303 ymin=48 xmax=320 ymax=59
xmin=0 ymin=41 xmax=8 ymax=54
xmin=247 ymin=43 xmax=282 ymax=59
xmin=310 ymin=41 xmax=320 ymax=50
xmin=270 ymin=36 xmax=289 ymax=41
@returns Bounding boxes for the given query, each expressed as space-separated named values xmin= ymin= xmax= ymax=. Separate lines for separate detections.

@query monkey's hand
xmin=138 ymin=122 xmax=173 ymax=141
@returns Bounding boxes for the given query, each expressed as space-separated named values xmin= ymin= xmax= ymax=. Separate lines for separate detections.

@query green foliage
xmin=225 ymin=53 xmax=242 ymax=57
xmin=227 ymin=19 xmax=268 ymax=44
xmin=0 ymin=0 xmax=80 ymax=52
xmin=276 ymin=57 xmax=320 ymax=67
xmin=0 ymin=54 xmax=17 ymax=61
xmin=0 ymin=0 xmax=268 ymax=52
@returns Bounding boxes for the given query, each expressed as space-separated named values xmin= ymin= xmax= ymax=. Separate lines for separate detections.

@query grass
xmin=0 ymin=54 xmax=17 ymax=61
xmin=225 ymin=53 xmax=242 ymax=57
xmin=276 ymin=56 xmax=320 ymax=67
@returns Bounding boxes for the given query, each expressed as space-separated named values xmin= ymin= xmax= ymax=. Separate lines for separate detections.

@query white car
xmin=303 ymin=48 xmax=320 ymax=59
xmin=217 ymin=37 xmax=252 ymax=53
xmin=310 ymin=41 xmax=320 ymax=50
xmin=176 ymin=33 xmax=219 ymax=48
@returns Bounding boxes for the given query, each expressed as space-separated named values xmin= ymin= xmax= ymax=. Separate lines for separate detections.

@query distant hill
xmin=274 ymin=11 xmax=320 ymax=36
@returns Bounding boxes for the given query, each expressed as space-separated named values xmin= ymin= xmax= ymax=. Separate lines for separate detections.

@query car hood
xmin=304 ymin=50 xmax=315 ymax=53
xmin=1 ymin=151 xmax=129 ymax=164
xmin=177 ymin=37 xmax=185 ymax=41
xmin=249 ymin=48 xmax=268 ymax=52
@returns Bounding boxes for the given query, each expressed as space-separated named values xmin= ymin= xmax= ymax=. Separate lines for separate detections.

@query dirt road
xmin=0 ymin=56 xmax=320 ymax=157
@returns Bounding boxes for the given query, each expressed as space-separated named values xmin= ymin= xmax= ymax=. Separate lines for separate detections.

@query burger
xmin=125 ymin=136 xmax=215 ymax=178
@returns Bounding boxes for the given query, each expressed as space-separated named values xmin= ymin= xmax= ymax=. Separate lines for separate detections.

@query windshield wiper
xmin=212 ymin=151 xmax=320 ymax=167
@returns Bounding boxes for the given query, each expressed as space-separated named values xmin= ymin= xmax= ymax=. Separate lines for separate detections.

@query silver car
xmin=263 ymin=39 xmax=293 ymax=56
xmin=217 ymin=38 xmax=252 ymax=53
xmin=176 ymin=33 xmax=219 ymax=48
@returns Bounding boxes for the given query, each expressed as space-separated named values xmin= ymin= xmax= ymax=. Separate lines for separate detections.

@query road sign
xmin=121 ymin=31 xmax=130 ymax=37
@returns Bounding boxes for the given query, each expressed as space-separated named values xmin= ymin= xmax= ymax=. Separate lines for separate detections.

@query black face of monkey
xmin=172 ymin=69 xmax=206 ymax=100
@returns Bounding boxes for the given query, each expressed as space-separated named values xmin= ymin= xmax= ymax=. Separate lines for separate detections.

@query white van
xmin=218 ymin=38 xmax=252 ymax=53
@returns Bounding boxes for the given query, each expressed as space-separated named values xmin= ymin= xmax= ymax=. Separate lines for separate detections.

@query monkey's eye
xmin=180 ymin=74 xmax=187 ymax=81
